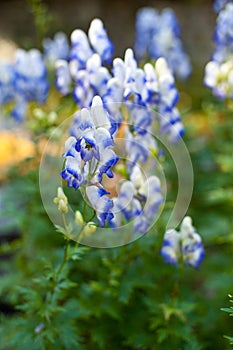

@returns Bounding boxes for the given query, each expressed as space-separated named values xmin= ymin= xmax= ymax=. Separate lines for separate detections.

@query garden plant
xmin=0 ymin=0 xmax=233 ymax=349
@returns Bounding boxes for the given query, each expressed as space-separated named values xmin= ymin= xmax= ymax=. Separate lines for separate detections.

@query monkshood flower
xmin=134 ymin=7 xmax=159 ymax=60
xmin=213 ymin=3 xmax=233 ymax=59
xmin=145 ymin=58 xmax=184 ymax=142
xmin=70 ymin=18 xmax=113 ymax=71
xmin=0 ymin=49 xmax=49 ymax=121
xmin=161 ymin=216 xmax=205 ymax=268
xmin=204 ymin=59 xmax=233 ymax=99
xmin=134 ymin=7 xmax=191 ymax=80
xmin=213 ymin=0 xmax=233 ymax=13
xmin=111 ymin=166 xmax=163 ymax=234
xmin=86 ymin=185 xmax=114 ymax=227
xmin=10 ymin=48 xmax=49 ymax=121
xmin=14 ymin=49 xmax=48 ymax=104
xmin=103 ymin=48 xmax=144 ymax=123
xmin=43 ymin=32 xmax=70 ymax=64
xmin=0 ymin=62 xmax=15 ymax=105
xmin=160 ymin=229 xmax=181 ymax=264
xmin=61 ymin=96 xmax=118 ymax=227
xmin=55 ymin=60 xmax=72 ymax=95
xmin=180 ymin=217 xmax=205 ymax=268
xmin=204 ymin=3 xmax=233 ymax=99
xmin=73 ymin=53 xmax=111 ymax=107
xmin=104 ymin=49 xmax=183 ymax=142
xmin=56 ymin=18 xmax=113 ymax=106
xmin=125 ymin=128 xmax=157 ymax=169
xmin=88 ymin=18 xmax=114 ymax=64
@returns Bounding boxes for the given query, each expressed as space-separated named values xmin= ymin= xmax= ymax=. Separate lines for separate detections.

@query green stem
xmin=56 ymin=213 xmax=70 ymax=278
xmin=88 ymin=210 xmax=96 ymax=222
xmin=83 ymin=200 xmax=87 ymax=221
xmin=56 ymin=238 xmax=69 ymax=277
xmin=62 ymin=212 xmax=68 ymax=231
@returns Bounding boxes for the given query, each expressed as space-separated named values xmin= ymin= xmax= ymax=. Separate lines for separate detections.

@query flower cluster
xmin=55 ymin=18 xmax=183 ymax=143
xmin=134 ymin=7 xmax=191 ymax=80
xmin=53 ymin=19 xmax=183 ymax=142
xmin=103 ymin=48 xmax=183 ymax=146
xmin=61 ymin=95 xmax=118 ymax=227
xmin=59 ymin=18 xmax=185 ymax=232
xmin=61 ymin=95 xmax=164 ymax=232
xmin=204 ymin=3 xmax=233 ymax=99
xmin=0 ymin=49 xmax=49 ymax=121
xmin=55 ymin=18 xmax=113 ymax=106
xmin=160 ymin=216 xmax=205 ymax=268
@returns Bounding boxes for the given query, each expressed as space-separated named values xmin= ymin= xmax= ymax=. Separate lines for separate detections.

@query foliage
xmin=222 ymin=294 xmax=233 ymax=345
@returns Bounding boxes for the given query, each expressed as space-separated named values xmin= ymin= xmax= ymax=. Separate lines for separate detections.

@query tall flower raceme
xmin=134 ymin=7 xmax=192 ymax=80
xmin=204 ymin=3 xmax=233 ymax=99
xmin=55 ymin=18 xmax=114 ymax=107
xmin=160 ymin=216 xmax=205 ymax=268
xmin=61 ymin=95 xmax=164 ymax=233
xmin=58 ymin=19 xmax=185 ymax=234
xmin=0 ymin=49 xmax=49 ymax=121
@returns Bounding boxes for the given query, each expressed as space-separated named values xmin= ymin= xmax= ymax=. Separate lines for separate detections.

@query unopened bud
xmin=53 ymin=187 xmax=68 ymax=213
xmin=83 ymin=222 xmax=97 ymax=236
xmin=75 ymin=210 xmax=84 ymax=226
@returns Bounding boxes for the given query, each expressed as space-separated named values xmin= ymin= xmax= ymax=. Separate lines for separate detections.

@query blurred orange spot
xmin=0 ymin=131 xmax=35 ymax=179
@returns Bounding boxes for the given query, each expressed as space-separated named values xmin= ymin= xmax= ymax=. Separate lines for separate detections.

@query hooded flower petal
xmin=86 ymin=185 xmax=113 ymax=227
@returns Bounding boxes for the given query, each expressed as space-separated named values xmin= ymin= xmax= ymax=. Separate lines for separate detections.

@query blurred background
xmin=0 ymin=0 xmax=215 ymax=66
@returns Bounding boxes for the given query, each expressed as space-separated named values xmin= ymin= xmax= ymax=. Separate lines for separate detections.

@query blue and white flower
xmin=70 ymin=29 xmax=93 ymax=72
xmin=213 ymin=0 xmax=233 ymax=12
xmin=0 ymin=62 xmax=15 ymax=105
xmin=204 ymin=59 xmax=233 ymax=99
xmin=61 ymin=96 xmax=119 ymax=226
xmin=160 ymin=216 xmax=205 ymax=268
xmin=56 ymin=18 xmax=114 ymax=103
xmin=125 ymin=129 xmax=157 ymax=169
xmin=160 ymin=229 xmax=181 ymax=265
xmin=73 ymin=53 xmax=111 ymax=107
xmin=0 ymin=48 xmax=49 ymax=121
xmin=88 ymin=18 xmax=114 ymax=64
xmin=55 ymin=60 xmax=72 ymax=95
xmin=180 ymin=217 xmax=205 ymax=268
xmin=213 ymin=3 xmax=233 ymax=55
xmin=14 ymin=49 xmax=48 ymax=104
xmin=134 ymin=7 xmax=191 ymax=80
xmin=134 ymin=7 xmax=159 ymax=60
xmin=43 ymin=32 xmax=69 ymax=65
xmin=204 ymin=3 xmax=233 ymax=99
xmin=111 ymin=166 xmax=163 ymax=234
xmin=86 ymin=185 xmax=114 ymax=227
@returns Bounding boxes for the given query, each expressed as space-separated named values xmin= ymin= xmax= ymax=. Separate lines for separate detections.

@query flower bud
xmin=53 ymin=187 xmax=68 ymax=213
xmin=83 ymin=222 xmax=97 ymax=236
xmin=75 ymin=210 xmax=84 ymax=226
